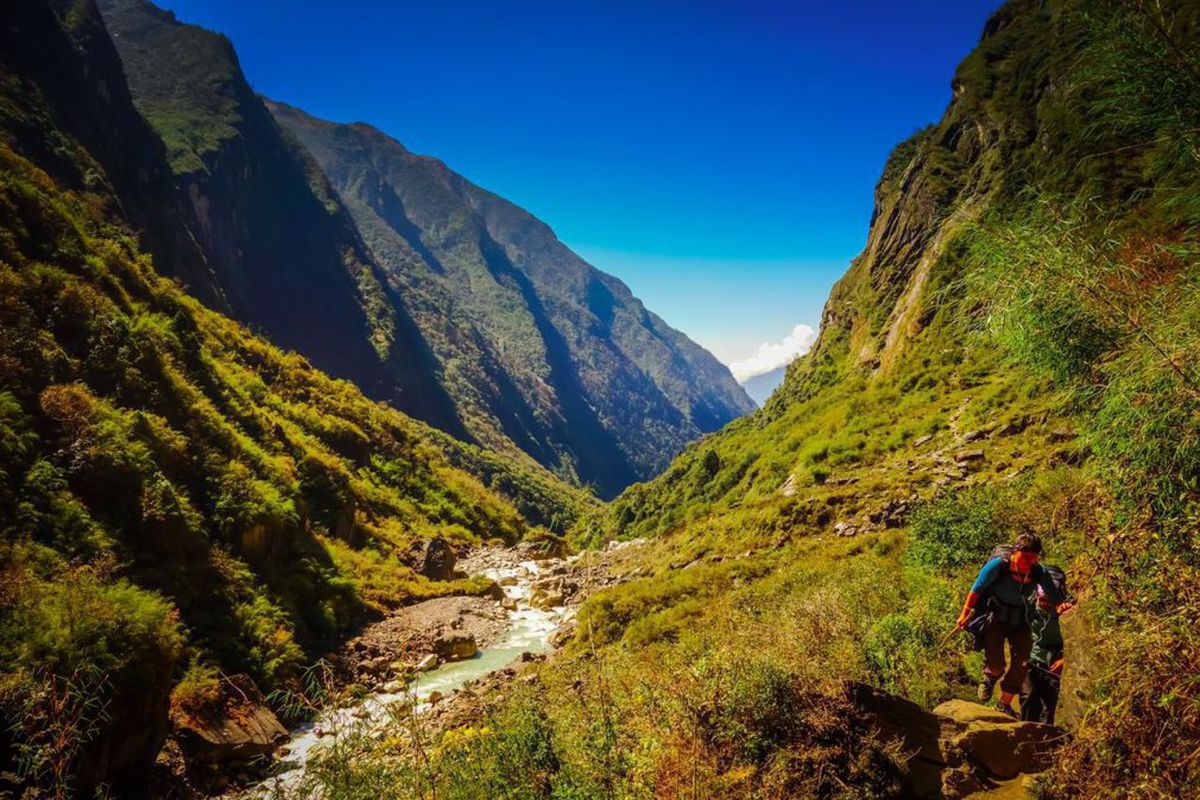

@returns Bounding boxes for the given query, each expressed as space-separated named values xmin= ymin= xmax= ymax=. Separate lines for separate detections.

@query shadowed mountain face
xmin=94 ymin=0 xmax=752 ymax=498
xmin=94 ymin=0 xmax=465 ymax=436
xmin=266 ymin=103 xmax=756 ymax=497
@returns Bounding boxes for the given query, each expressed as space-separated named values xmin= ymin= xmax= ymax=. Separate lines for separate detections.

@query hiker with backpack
xmin=955 ymin=533 xmax=1072 ymax=717
xmin=1021 ymin=579 xmax=1069 ymax=724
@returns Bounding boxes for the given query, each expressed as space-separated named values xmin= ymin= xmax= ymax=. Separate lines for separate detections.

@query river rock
xmin=171 ymin=674 xmax=288 ymax=765
xmin=550 ymin=619 xmax=578 ymax=648
xmin=416 ymin=653 xmax=440 ymax=672
xmin=434 ymin=632 xmax=478 ymax=661
xmin=531 ymin=588 xmax=563 ymax=609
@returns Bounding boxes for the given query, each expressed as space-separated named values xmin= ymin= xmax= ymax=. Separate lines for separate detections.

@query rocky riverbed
xmin=228 ymin=538 xmax=643 ymax=796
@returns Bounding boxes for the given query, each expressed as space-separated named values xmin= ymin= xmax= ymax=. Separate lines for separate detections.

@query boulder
xmin=434 ymin=632 xmax=478 ymax=662
xmin=847 ymin=683 xmax=1066 ymax=799
xmin=932 ymin=699 xmax=1063 ymax=779
xmin=410 ymin=537 xmax=457 ymax=581
xmin=530 ymin=588 xmax=564 ymax=609
xmin=996 ymin=417 xmax=1029 ymax=437
xmin=171 ymin=674 xmax=287 ymax=765
xmin=415 ymin=653 xmax=440 ymax=672
xmin=550 ymin=619 xmax=578 ymax=648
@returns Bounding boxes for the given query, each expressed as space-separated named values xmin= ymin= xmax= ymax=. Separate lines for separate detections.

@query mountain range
xmin=4 ymin=0 xmax=1196 ymax=797
xmin=94 ymin=0 xmax=753 ymax=498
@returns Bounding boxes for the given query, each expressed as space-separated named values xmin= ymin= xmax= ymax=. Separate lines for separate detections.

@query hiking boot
xmin=994 ymin=700 xmax=1018 ymax=719
xmin=977 ymin=676 xmax=996 ymax=703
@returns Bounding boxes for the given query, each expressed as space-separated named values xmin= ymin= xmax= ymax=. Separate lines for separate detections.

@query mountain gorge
xmin=2 ymin=0 xmax=1199 ymax=797
xmin=268 ymin=102 xmax=755 ymax=496
xmin=94 ymin=0 xmax=752 ymax=498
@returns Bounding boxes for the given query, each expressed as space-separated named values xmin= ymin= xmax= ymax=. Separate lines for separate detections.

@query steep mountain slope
xmin=93 ymin=0 xmax=753 ymax=498
xmin=96 ymin=0 xmax=465 ymax=434
xmin=592 ymin=0 xmax=1193 ymax=545
xmin=0 ymin=1 xmax=588 ymax=793
xmin=290 ymin=2 xmax=1198 ymax=798
xmin=267 ymin=103 xmax=755 ymax=497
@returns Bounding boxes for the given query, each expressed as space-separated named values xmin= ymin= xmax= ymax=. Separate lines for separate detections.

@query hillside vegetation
xmin=93 ymin=0 xmax=753 ymax=499
xmin=0 ymin=1 xmax=589 ymax=792
xmin=291 ymin=2 xmax=1200 ymax=797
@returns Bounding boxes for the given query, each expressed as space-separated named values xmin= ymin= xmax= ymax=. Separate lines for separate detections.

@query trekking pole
xmin=938 ymin=627 xmax=960 ymax=649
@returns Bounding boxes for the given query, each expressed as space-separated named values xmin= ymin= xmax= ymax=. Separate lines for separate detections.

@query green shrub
xmin=904 ymin=486 xmax=1005 ymax=570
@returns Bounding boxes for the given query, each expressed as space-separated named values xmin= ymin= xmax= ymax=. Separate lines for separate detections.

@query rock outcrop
xmin=846 ymin=682 xmax=1066 ymax=799
xmin=171 ymin=675 xmax=287 ymax=765
xmin=410 ymin=537 xmax=458 ymax=581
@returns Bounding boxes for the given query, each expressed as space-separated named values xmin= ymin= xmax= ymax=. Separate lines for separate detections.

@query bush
xmin=905 ymin=486 xmax=1005 ymax=570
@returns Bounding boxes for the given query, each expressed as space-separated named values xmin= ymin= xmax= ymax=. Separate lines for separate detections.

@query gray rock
xmin=410 ymin=537 xmax=457 ymax=581
xmin=434 ymin=632 xmax=478 ymax=661
xmin=171 ymin=674 xmax=287 ymax=765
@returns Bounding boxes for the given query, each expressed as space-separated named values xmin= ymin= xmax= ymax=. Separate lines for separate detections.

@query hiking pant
xmin=1020 ymin=664 xmax=1060 ymax=725
xmin=982 ymin=622 xmax=1032 ymax=695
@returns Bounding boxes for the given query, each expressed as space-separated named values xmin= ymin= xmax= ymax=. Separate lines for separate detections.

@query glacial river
xmin=262 ymin=559 xmax=565 ymax=792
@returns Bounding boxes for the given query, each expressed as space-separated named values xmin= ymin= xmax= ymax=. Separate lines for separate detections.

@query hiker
xmin=1021 ymin=575 xmax=1069 ymax=724
xmin=955 ymin=533 xmax=1070 ymax=717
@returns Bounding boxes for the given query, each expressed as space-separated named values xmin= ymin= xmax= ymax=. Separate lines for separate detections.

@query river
xmin=261 ymin=557 xmax=567 ymax=792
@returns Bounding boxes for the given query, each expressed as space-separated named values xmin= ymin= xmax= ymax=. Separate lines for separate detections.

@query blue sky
xmin=156 ymin=0 xmax=1001 ymax=374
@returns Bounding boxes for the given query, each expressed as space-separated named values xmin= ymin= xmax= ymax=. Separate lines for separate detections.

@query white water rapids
xmin=260 ymin=558 xmax=567 ymax=793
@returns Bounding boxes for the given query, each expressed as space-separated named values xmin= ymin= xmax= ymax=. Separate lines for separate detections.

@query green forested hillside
xmin=268 ymin=103 xmax=757 ymax=497
xmin=295 ymin=2 xmax=1200 ymax=797
xmin=91 ymin=0 xmax=753 ymax=499
xmin=0 ymin=0 xmax=588 ymax=792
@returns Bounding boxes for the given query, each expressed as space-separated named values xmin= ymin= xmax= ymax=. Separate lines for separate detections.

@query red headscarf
xmin=1010 ymin=549 xmax=1039 ymax=581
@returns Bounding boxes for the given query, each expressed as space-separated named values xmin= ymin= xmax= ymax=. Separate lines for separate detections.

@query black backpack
xmin=1041 ymin=563 xmax=1068 ymax=599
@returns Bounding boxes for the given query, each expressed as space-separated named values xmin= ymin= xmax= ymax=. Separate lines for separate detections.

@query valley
xmin=1 ymin=0 xmax=1199 ymax=798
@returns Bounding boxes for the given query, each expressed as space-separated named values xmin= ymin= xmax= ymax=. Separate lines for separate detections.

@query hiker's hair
xmin=1014 ymin=532 xmax=1043 ymax=554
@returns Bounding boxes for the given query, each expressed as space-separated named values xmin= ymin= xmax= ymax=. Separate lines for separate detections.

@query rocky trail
xmin=848 ymin=683 xmax=1068 ymax=799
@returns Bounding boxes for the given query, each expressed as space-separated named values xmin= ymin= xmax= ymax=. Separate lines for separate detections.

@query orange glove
xmin=1049 ymin=658 xmax=1064 ymax=676
xmin=1056 ymin=601 xmax=1075 ymax=615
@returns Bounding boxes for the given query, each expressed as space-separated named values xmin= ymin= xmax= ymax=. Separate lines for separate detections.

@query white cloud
xmin=729 ymin=323 xmax=817 ymax=383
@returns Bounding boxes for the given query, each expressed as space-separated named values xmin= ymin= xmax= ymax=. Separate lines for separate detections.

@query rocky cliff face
xmin=97 ymin=0 xmax=465 ymax=435
xmin=93 ymin=0 xmax=753 ymax=496
xmin=597 ymin=0 xmax=1184 ymax=539
xmin=267 ymin=103 xmax=754 ymax=497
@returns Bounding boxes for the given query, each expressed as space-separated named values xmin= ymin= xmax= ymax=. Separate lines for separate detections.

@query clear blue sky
xmin=156 ymin=0 xmax=1001 ymax=373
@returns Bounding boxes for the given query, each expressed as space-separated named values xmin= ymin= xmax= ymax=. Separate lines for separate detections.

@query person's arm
xmin=957 ymin=557 xmax=1002 ymax=629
